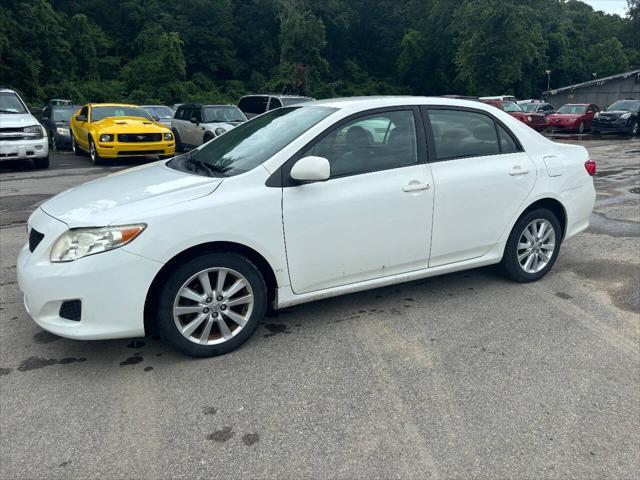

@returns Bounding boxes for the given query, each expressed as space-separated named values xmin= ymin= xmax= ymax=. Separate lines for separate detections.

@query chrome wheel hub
xmin=173 ymin=267 xmax=254 ymax=345
xmin=517 ymin=219 xmax=556 ymax=274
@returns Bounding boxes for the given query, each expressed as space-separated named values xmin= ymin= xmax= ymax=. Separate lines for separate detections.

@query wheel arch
xmin=512 ymin=197 xmax=568 ymax=241
xmin=143 ymin=241 xmax=278 ymax=334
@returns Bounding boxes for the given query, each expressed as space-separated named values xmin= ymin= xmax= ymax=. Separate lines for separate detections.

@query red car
xmin=546 ymin=103 xmax=600 ymax=133
xmin=479 ymin=99 xmax=548 ymax=131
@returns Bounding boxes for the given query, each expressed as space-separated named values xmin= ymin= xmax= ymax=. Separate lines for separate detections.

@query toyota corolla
xmin=17 ymin=97 xmax=596 ymax=357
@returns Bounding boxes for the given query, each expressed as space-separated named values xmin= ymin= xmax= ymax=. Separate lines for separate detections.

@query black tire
xmin=33 ymin=156 xmax=49 ymax=169
xmin=172 ymin=129 xmax=183 ymax=152
xmin=71 ymin=132 xmax=83 ymax=156
xmin=49 ymin=132 xmax=57 ymax=152
xmin=591 ymin=129 xmax=600 ymax=135
xmin=631 ymin=121 xmax=639 ymax=136
xmin=88 ymin=137 xmax=103 ymax=165
xmin=500 ymin=208 xmax=562 ymax=283
xmin=203 ymin=133 xmax=214 ymax=144
xmin=577 ymin=121 xmax=585 ymax=134
xmin=156 ymin=252 xmax=267 ymax=357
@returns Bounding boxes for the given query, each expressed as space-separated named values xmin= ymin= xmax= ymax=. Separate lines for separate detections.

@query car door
xmin=424 ymin=106 xmax=536 ymax=267
xmin=172 ymin=106 xmax=189 ymax=144
xmin=585 ymin=105 xmax=598 ymax=128
xmin=282 ymin=107 xmax=434 ymax=294
xmin=183 ymin=107 xmax=201 ymax=146
xmin=74 ymin=105 xmax=90 ymax=150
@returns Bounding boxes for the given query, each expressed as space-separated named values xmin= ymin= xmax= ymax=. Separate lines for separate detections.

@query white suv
xmin=0 ymin=88 xmax=49 ymax=168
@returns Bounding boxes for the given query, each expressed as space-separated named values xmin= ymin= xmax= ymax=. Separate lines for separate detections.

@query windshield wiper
xmin=186 ymin=156 xmax=226 ymax=176
xmin=0 ymin=109 xmax=20 ymax=114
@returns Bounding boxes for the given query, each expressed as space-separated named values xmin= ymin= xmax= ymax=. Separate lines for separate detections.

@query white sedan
xmin=17 ymin=97 xmax=596 ymax=357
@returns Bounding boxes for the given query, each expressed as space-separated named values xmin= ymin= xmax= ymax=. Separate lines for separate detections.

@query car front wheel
xmin=88 ymin=137 xmax=103 ymax=165
xmin=71 ymin=133 xmax=81 ymax=156
xmin=156 ymin=253 xmax=267 ymax=357
xmin=501 ymin=208 xmax=562 ymax=283
xmin=631 ymin=121 xmax=639 ymax=136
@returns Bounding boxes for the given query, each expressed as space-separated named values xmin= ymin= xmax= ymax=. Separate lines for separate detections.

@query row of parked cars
xmin=477 ymin=96 xmax=640 ymax=135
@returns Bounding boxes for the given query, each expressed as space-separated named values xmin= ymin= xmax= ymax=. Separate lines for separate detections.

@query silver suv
xmin=171 ymin=104 xmax=247 ymax=151
xmin=237 ymin=94 xmax=314 ymax=119
xmin=0 ymin=88 xmax=49 ymax=168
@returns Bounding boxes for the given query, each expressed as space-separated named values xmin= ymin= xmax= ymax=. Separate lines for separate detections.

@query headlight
xmin=214 ymin=127 xmax=226 ymax=136
xmin=620 ymin=112 xmax=631 ymax=119
xmin=56 ymin=127 xmax=70 ymax=135
xmin=24 ymin=125 xmax=44 ymax=138
xmin=100 ymin=134 xmax=114 ymax=142
xmin=50 ymin=224 xmax=146 ymax=262
xmin=164 ymin=132 xmax=173 ymax=141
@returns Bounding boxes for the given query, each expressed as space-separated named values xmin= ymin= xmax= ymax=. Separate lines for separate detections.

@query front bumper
xmin=0 ymin=137 xmax=48 ymax=161
xmin=96 ymin=141 xmax=175 ymax=159
xmin=17 ymin=208 xmax=162 ymax=340
xmin=591 ymin=118 xmax=634 ymax=133
xmin=53 ymin=131 xmax=72 ymax=148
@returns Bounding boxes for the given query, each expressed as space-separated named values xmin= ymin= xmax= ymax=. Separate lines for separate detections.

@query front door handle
xmin=509 ymin=166 xmax=530 ymax=176
xmin=403 ymin=182 xmax=431 ymax=192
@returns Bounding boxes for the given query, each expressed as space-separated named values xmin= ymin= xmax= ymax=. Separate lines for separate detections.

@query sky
xmin=580 ymin=0 xmax=629 ymax=16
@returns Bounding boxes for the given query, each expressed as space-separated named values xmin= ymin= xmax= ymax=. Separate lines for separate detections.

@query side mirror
xmin=290 ymin=156 xmax=330 ymax=182
xmin=190 ymin=117 xmax=199 ymax=124
xmin=76 ymin=115 xmax=87 ymax=122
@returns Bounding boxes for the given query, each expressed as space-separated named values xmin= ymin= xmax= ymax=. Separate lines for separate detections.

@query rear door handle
xmin=403 ymin=182 xmax=431 ymax=192
xmin=509 ymin=166 xmax=530 ymax=176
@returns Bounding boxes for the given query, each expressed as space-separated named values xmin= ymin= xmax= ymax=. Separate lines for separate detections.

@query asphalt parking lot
xmin=1 ymin=136 xmax=639 ymax=479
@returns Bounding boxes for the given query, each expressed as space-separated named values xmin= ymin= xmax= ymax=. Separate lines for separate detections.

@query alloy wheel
xmin=173 ymin=267 xmax=254 ymax=345
xmin=517 ymin=219 xmax=556 ymax=274
xmin=90 ymin=140 xmax=97 ymax=163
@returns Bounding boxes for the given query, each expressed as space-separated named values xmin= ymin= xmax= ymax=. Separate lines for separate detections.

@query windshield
xmin=520 ymin=103 xmax=540 ymax=112
xmin=501 ymin=101 xmax=523 ymax=113
xmin=169 ymin=106 xmax=335 ymax=177
xmin=143 ymin=106 xmax=174 ymax=119
xmin=51 ymin=108 xmax=76 ymax=122
xmin=607 ymin=100 xmax=640 ymax=112
xmin=0 ymin=92 xmax=28 ymax=114
xmin=282 ymin=97 xmax=313 ymax=106
xmin=557 ymin=105 xmax=587 ymax=114
xmin=203 ymin=106 xmax=247 ymax=123
xmin=91 ymin=106 xmax=152 ymax=122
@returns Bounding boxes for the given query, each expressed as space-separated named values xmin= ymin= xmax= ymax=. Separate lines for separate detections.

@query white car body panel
xmin=17 ymin=96 xmax=596 ymax=340
xmin=0 ymin=92 xmax=49 ymax=162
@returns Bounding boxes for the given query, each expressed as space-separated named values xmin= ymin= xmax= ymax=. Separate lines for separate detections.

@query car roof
xmin=302 ymin=96 xmax=509 ymax=111
xmin=562 ymin=103 xmax=590 ymax=106
xmin=241 ymin=94 xmax=313 ymax=99
xmin=88 ymin=103 xmax=140 ymax=108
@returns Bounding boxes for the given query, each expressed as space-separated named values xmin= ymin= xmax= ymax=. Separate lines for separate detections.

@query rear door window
xmin=268 ymin=98 xmax=283 ymax=110
xmin=428 ymin=109 xmax=500 ymax=160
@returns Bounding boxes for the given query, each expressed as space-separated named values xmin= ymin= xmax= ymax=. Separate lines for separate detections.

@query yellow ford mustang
xmin=70 ymin=103 xmax=175 ymax=164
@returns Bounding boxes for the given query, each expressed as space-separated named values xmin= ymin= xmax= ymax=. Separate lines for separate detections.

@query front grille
xmin=530 ymin=116 xmax=546 ymax=124
xmin=59 ymin=300 xmax=82 ymax=321
xmin=117 ymin=150 xmax=164 ymax=156
xmin=0 ymin=127 xmax=42 ymax=141
xmin=118 ymin=133 xmax=162 ymax=143
xmin=28 ymin=228 xmax=45 ymax=252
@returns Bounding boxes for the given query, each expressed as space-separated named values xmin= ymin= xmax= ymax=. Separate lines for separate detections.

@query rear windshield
xmin=91 ymin=106 xmax=152 ymax=122
xmin=0 ymin=92 xmax=28 ymax=114
xmin=557 ymin=105 xmax=587 ymax=114
xmin=282 ymin=97 xmax=313 ymax=106
xmin=51 ymin=108 xmax=76 ymax=122
xmin=607 ymin=100 xmax=640 ymax=111
xmin=168 ymin=106 xmax=335 ymax=177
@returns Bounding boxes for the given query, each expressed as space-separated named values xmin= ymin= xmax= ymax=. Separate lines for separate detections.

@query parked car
xmin=69 ymin=103 xmax=175 ymax=164
xmin=546 ymin=104 xmax=600 ymax=133
xmin=519 ymin=102 xmax=555 ymax=116
xmin=142 ymin=105 xmax=175 ymax=129
xmin=172 ymin=103 xmax=184 ymax=112
xmin=238 ymin=94 xmax=314 ymax=118
xmin=40 ymin=104 xmax=79 ymax=151
xmin=591 ymin=99 xmax=640 ymax=135
xmin=479 ymin=95 xmax=517 ymax=102
xmin=0 ymin=87 xmax=49 ymax=168
xmin=18 ymin=97 xmax=596 ymax=357
xmin=171 ymin=104 xmax=247 ymax=151
xmin=479 ymin=99 xmax=548 ymax=131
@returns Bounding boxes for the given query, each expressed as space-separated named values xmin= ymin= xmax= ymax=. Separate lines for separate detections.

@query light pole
xmin=545 ymin=70 xmax=551 ymax=91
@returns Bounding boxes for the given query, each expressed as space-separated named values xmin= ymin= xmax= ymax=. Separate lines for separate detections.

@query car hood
xmin=600 ymin=110 xmax=630 ymax=116
xmin=0 ymin=113 xmax=40 ymax=128
xmin=549 ymin=114 xmax=581 ymax=120
xmin=40 ymin=161 xmax=222 ymax=227
xmin=93 ymin=116 xmax=169 ymax=133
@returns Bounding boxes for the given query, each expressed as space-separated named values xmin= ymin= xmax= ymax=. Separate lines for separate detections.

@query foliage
xmin=1 ymin=0 xmax=638 ymax=106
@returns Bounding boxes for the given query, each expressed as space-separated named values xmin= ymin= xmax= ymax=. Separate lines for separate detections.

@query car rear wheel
xmin=88 ymin=137 xmax=103 ymax=165
xmin=501 ymin=208 xmax=562 ymax=283
xmin=156 ymin=253 xmax=267 ymax=357
xmin=71 ymin=133 xmax=82 ymax=156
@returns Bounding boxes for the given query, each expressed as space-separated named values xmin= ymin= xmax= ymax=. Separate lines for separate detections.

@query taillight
xmin=585 ymin=159 xmax=596 ymax=176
